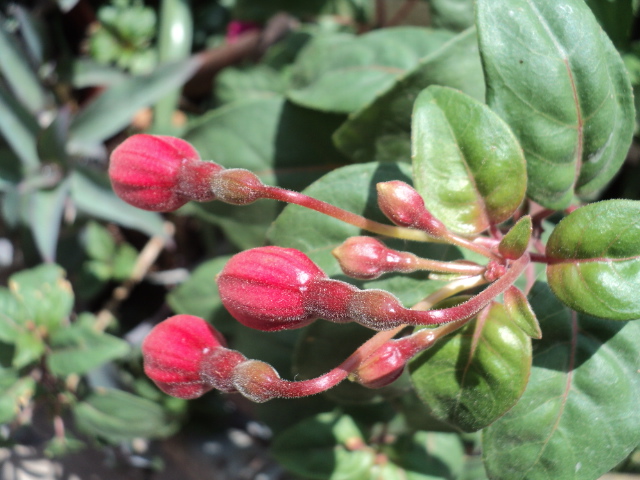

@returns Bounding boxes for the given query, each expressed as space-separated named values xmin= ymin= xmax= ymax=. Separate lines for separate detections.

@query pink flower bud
xmin=209 ymin=169 xmax=264 ymax=205
xmin=332 ymin=236 xmax=416 ymax=280
xmin=217 ymin=247 xmax=327 ymax=331
xmin=142 ymin=315 xmax=227 ymax=399
xmin=376 ymin=181 xmax=446 ymax=236
xmin=353 ymin=342 xmax=406 ymax=389
xmin=346 ymin=290 xmax=405 ymax=330
xmin=109 ymin=134 xmax=223 ymax=211
xmin=231 ymin=360 xmax=282 ymax=403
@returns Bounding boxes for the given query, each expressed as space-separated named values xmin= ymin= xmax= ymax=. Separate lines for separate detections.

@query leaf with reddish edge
xmin=546 ymin=199 xmax=640 ymax=321
xmin=498 ymin=216 xmax=532 ymax=260
xmin=503 ymin=286 xmax=542 ymax=339
xmin=482 ymin=282 xmax=640 ymax=480
xmin=408 ymin=301 xmax=532 ymax=432
xmin=476 ymin=0 xmax=634 ymax=209
xmin=412 ymin=86 xmax=527 ymax=236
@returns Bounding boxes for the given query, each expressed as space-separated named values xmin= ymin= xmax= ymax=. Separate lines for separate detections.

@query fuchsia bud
xmin=376 ymin=181 xmax=446 ymax=236
xmin=109 ymin=134 xmax=223 ymax=212
xmin=142 ymin=315 xmax=228 ymax=399
xmin=332 ymin=236 xmax=416 ymax=280
xmin=209 ymin=169 xmax=265 ymax=205
xmin=230 ymin=360 xmax=282 ymax=403
xmin=217 ymin=246 xmax=327 ymax=331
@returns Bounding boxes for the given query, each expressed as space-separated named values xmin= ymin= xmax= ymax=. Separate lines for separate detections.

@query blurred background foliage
xmin=0 ymin=0 xmax=639 ymax=478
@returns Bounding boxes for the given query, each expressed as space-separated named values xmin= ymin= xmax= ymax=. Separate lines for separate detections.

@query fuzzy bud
xmin=353 ymin=341 xmax=406 ymax=389
xmin=217 ymin=247 xmax=327 ymax=331
xmin=376 ymin=181 xmax=446 ymax=236
xmin=209 ymin=168 xmax=264 ymax=205
xmin=346 ymin=290 xmax=406 ymax=330
xmin=231 ymin=360 xmax=282 ymax=403
xmin=142 ymin=315 xmax=227 ymax=399
xmin=332 ymin=236 xmax=416 ymax=280
xmin=109 ymin=134 xmax=223 ymax=212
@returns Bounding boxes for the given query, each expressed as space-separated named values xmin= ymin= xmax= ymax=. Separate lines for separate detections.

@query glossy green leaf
xmin=73 ymin=389 xmax=177 ymax=443
xmin=0 ymin=372 xmax=36 ymax=424
xmin=409 ymin=302 xmax=532 ymax=432
xmin=333 ymin=28 xmax=485 ymax=164
xmin=272 ymin=411 xmax=375 ymax=480
xmin=477 ymin=0 xmax=635 ymax=209
xmin=498 ymin=216 xmax=532 ymax=260
xmin=287 ymin=28 xmax=455 ymax=113
xmin=69 ymin=57 xmax=199 ymax=145
xmin=503 ymin=286 xmax=542 ymax=339
xmin=0 ymin=15 xmax=47 ymax=113
xmin=482 ymin=282 xmax=640 ymax=480
xmin=9 ymin=264 xmax=73 ymax=333
xmin=412 ymin=86 xmax=527 ymax=235
xmin=546 ymin=200 xmax=640 ymax=320
xmin=269 ymin=162 xmax=460 ymax=305
xmin=47 ymin=319 xmax=130 ymax=377
xmin=184 ymin=96 xmax=346 ymax=249
xmin=429 ymin=0 xmax=475 ymax=31
xmin=70 ymin=170 xmax=165 ymax=238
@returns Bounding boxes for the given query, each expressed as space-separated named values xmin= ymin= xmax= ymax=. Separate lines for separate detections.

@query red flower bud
xmin=332 ymin=236 xmax=416 ymax=280
xmin=353 ymin=341 xmax=406 ymax=389
xmin=142 ymin=315 xmax=227 ymax=399
xmin=109 ymin=134 xmax=223 ymax=211
xmin=217 ymin=247 xmax=327 ymax=331
xmin=376 ymin=181 xmax=446 ymax=236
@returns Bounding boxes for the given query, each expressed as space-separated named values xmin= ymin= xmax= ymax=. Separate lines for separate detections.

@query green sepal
xmin=498 ymin=216 xmax=532 ymax=260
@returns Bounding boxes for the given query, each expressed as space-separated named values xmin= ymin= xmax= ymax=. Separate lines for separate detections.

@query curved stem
xmin=440 ymin=231 xmax=502 ymax=261
xmin=411 ymin=257 xmax=486 ymax=276
xmin=411 ymin=275 xmax=488 ymax=311
xmin=260 ymin=186 xmax=442 ymax=243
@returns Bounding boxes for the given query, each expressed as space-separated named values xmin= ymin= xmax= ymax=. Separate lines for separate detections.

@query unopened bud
xmin=142 ymin=315 xmax=227 ymax=399
xmin=376 ymin=181 xmax=446 ymax=236
xmin=231 ymin=360 xmax=282 ymax=403
xmin=353 ymin=342 xmax=405 ymax=389
xmin=332 ymin=236 xmax=416 ymax=280
xmin=109 ymin=134 xmax=223 ymax=211
xmin=209 ymin=168 xmax=264 ymax=205
xmin=347 ymin=290 xmax=405 ymax=330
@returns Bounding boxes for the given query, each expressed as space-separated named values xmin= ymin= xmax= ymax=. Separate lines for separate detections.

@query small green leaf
xmin=333 ymin=27 xmax=485 ymax=164
xmin=503 ymin=286 xmax=542 ymax=339
xmin=73 ymin=389 xmax=177 ymax=443
xmin=69 ymin=57 xmax=199 ymax=145
xmin=482 ymin=282 xmax=640 ymax=480
xmin=409 ymin=302 xmax=532 ymax=432
xmin=477 ymin=0 xmax=635 ymax=209
xmin=0 ymin=371 xmax=36 ymax=424
xmin=287 ymin=28 xmax=455 ymax=113
xmin=272 ymin=411 xmax=375 ymax=480
xmin=13 ymin=333 xmax=45 ymax=368
xmin=47 ymin=319 xmax=130 ymax=377
xmin=27 ymin=179 xmax=70 ymax=262
xmin=83 ymin=221 xmax=116 ymax=261
xmin=546 ymin=199 xmax=640 ymax=320
xmin=9 ymin=264 xmax=73 ymax=332
xmin=111 ymin=243 xmax=137 ymax=280
xmin=412 ymin=86 xmax=527 ymax=235
xmin=498 ymin=216 xmax=532 ymax=260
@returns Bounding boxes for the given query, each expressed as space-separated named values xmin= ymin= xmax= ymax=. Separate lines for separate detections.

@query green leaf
xmin=69 ymin=57 xmax=199 ymax=145
xmin=73 ymin=389 xmax=177 ymax=443
xmin=333 ymin=27 xmax=485 ymax=164
xmin=26 ymin=179 xmax=70 ymax=262
xmin=429 ymin=0 xmax=476 ymax=31
xmin=0 ymin=83 xmax=39 ymax=170
xmin=184 ymin=96 xmax=346 ymax=249
xmin=9 ymin=264 xmax=73 ymax=332
xmin=272 ymin=411 xmax=375 ymax=480
xmin=503 ymin=286 xmax=542 ymax=339
xmin=546 ymin=199 xmax=640 ymax=320
xmin=477 ymin=0 xmax=635 ymax=209
xmin=268 ymin=162 xmax=461 ymax=305
xmin=216 ymin=65 xmax=287 ymax=105
xmin=482 ymin=282 xmax=640 ymax=480
xmin=412 ymin=86 xmax=527 ymax=235
xmin=0 ymin=15 xmax=48 ymax=113
xmin=287 ymin=28 xmax=455 ymax=113
xmin=0 ymin=288 xmax=44 ymax=368
xmin=167 ymin=255 xmax=235 ymax=329
xmin=0 ymin=288 xmax=24 ymax=344
xmin=0 ymin=371 xmax=36 ymax=424
xmin=47 ymin=319 xmax=130 ymax=377
xmin=498 ymin=216 xmax=532 ymax=260
xmin=409 ymin=302 xmax=532 ymax=432
xmin=83 ymin=221 xmax=116 ymax=262
xmin=585 ymin=0 xmax=634 ymax=49
xmin=70 ymin=169 xmax=165 ymax=238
